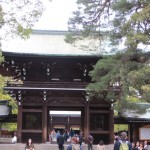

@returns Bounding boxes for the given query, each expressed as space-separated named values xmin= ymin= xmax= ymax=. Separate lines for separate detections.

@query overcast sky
xmin=33 ymin=0 xmax=77 ymax=30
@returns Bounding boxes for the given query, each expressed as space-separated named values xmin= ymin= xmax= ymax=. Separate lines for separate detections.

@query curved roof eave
xmin=2 ymin=51 xmax=102 ymax=59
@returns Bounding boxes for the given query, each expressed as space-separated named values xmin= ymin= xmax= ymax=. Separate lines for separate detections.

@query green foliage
xmin=0 ymin=51 xmax=4 ymax=63
xmin=0 ymin=73 xmax=17 ymax=131
xmin=1 ymin=123 xmax=17 ymax=132
xmin=64 ymin=33 xmax=79 ymax=44
xmin=0 ymin=53 xmax=17 ymax=131
xmin=0 ymin=75 xmax=18 ymax=114
xmin=0 ymin=5 xmax=4 ymax=28
xmin=0 ymin=0 xmax=44 ymax=41
xmin=114 ymin=124 xmax=128 ymax=133
xmin=88 ymin=51 xmax=150 ymax=114
xmin=67 ymin=0 xmax=150 ymax=52
xmin=17 ymin=24 xmax=32 ymax=39
xmin=0 ymin=79 xmax=17 ymax=131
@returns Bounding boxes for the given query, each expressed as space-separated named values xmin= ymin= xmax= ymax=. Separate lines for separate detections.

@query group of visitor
xmin=49 ymin=128 xmax=77 ymax=143
xmin=66 ymin=132 xmax=95 ymax=150
xmin=12 ymin=130 xmax=150 ymax=150
xmin=114 ymin=132 xmax=150 ymax=150
xmin=48 ymin=128 xmax=85 ymax=150
xmin=114 ymin=132 xmax=132 ymax=150
xmin=56 ymin=130 xmax=96 ymax=150
xmin=57 ymin=130 xmax=85 ymax=150
xmin=132 ymin=140 xmax=150 ymax=150
xmin=22 ymin=134 xmax=111 ymax=150
xmin=57 ymin=132 xmax=108 ymax=150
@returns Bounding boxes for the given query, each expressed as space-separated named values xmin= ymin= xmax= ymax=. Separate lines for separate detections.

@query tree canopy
xmin=67 ymin=0 xmax=150 ymax=52
xmin=0 ymin=0 xmax=44 ymax=42
xmin=88 ymin=52 xmax=150 ymax=115
xmin=67 ymin=0 xmax=150 ymax=114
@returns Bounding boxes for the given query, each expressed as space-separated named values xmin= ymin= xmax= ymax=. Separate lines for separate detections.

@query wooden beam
xmin=23 ymin=109 xmax=42 ymax=112
xmin=89 ymin=130 xmax=110 ymax=134
xmin=89 ymin=103 xmax=110 ymax=107
xmin=90 ymin=110 xmax=109 ymax=113
xmin=22 ymin=130 xmax=42 ymax=133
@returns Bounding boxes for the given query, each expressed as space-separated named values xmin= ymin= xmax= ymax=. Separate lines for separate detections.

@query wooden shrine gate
xmin=1 ymin=52 xmax=114 ymax=144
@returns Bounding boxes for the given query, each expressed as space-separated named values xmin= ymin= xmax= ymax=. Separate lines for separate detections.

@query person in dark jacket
xmin=114 ymin=132 xmax=132 ymax=150
xmin=79 ymin=131 xmax=84 ymax=146
xmin=63 ymin=130 xmax=69 ymax=142
xmin=69 ymin=128 xmax=75 ymax=138
xmin=57 ymin=132 xmax=64 ymax=150
xmin=87 ymin=133 xmax=94 ymax=150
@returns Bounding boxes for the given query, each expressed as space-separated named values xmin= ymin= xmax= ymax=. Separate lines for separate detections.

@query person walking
xmin=69 ymin=128 xmax=75 ymax=138
xmin=87 ymin=133 xmax=94 ymax=150
xmin=79 ymin=131 xmax=84 ymax=146
xmin=114 ymin=132 xmax=132 ymax=150
xmin=57 ymin=132 xmax=64 ymax=150
xmin=63 ymin=130 xmax=69 ymax=142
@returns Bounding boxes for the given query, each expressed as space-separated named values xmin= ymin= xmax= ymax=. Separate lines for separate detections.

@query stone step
xmin=0 ymin=143 xmax=114 ymax=150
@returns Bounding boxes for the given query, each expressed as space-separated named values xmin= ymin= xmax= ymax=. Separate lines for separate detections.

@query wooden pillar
xmin=131 ymin=123 xmax=139 ymax=142
xmin=132 ymin=123 xmax=140 ymax=141
xmin=81 ymin=109 xmax=84 ymax=132
xmin=50 ymin=116 xmax=53 ymax=132
xmin=109 ymin=108 xmax=114 ymax=144
xmin=17 ymin=105 xmax=22 ymax=143
xmin=128 ymin=124 xmax=131 ymax=142
xmin=84 ymin=102 xmax=89 ymax=141
xmin=42 ymin=103 xmax=47 ymax=143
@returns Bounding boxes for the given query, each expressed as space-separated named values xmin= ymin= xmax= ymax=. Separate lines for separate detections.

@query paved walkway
xmin=0 ymin=143 xmax=114 ymax=150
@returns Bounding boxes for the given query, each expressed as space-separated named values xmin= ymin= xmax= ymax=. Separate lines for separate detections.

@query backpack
xmin=119 ymin=140 xmax=129 ymax=150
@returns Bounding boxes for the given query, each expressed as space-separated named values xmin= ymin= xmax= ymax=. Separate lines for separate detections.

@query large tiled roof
xmin=2 ymin=30 xmax=100 ymax=56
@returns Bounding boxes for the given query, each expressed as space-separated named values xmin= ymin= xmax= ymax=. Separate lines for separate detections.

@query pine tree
xmin=67 ymin=0 xmax=150 ymax=114
xmin=67 ymin=0 xmax=150 ymax=52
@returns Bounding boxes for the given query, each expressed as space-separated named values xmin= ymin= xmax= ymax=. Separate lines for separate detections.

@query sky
xmin=33 ymin=0 xmax=77 ymax=30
